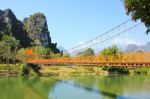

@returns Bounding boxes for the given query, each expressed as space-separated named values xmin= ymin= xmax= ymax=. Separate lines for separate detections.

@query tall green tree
xmin=0 ymin=35 xmax=19 ymax=63
xmin=84 ymin=48 xmax=95 ymax=56
xmin=62 ymin=53 xmax=70 ymax=58
xmin=32 ymin=46 xmax=53 ymax=58
xmin=124 ymin=0 xmax=150 ymax=33
xmin=100 ymin=45 xmax=119 ymax=55
xmin=77 ymin=48 xmax=95 ymax=57
xmin=99 ymin=45 xmax=119 ymax=61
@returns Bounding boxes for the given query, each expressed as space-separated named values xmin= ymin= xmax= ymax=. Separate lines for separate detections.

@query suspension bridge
xmin=27 ymin=19 xmax=150 ymax=67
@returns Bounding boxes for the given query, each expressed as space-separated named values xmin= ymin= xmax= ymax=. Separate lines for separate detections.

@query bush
xmin=20 ymin=63 xmax=41 ymax=76
xmin=20 ymin=64 xmax=30 ymax=75
xmin=133 ymin=68 xmax=150 ymax=75
xmin=102 ymin=67 xmax=129 ymax=74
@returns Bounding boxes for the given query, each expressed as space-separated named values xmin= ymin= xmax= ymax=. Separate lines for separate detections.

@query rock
xmin=0 ymin=9 xmax=60 ymax=53
xmin=23 ymin=13 xmax=51 ymax=47
xmin=0 ymin=9 xmax=31 ymax=47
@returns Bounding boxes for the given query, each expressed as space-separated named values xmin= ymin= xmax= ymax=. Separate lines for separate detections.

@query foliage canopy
xmin=77 ymin=48 xmax=95 ymax=57
xmin=100 ymin=45 xmax=119 ymax=55
xmin=124 ymin=0 xmax=150 ymax=33
xmin=0 ymin=35 xmax=19 ymax=63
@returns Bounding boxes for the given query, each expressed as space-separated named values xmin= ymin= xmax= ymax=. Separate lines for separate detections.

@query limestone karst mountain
xmin=0 ymin=9 xmax=60 ymax=53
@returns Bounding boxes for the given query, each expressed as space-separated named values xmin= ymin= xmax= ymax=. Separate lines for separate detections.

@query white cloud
xmin=110 ymin=31 xmax=142 ymax=47
xmin=111 ymin=38 xmax=139 ymax=46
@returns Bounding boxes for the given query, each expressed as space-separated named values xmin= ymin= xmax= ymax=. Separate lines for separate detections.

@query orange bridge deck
xmin=27 ymin=53 xmax=150 ymax=67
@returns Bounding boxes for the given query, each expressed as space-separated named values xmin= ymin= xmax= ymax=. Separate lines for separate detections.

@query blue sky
xmin=1 ymin=0 xmax=150 ymax=50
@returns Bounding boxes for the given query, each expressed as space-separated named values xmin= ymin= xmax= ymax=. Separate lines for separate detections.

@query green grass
xmin=1 ymin=64 xmax=150 ymax=77
xmin=40 ymin=65 xmax=108 ymax=76
xmin=0 ymin=64 xmax=20 ymax=76
xmin=130 ymin=67 xmax=150 ymax=75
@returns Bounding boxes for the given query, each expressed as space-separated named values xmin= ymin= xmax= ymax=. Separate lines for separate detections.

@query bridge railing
xmin=27 ymin=52 xmax=150 ymax=64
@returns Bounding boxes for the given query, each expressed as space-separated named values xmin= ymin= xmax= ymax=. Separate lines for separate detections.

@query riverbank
xmin=130 ymin=67 xmax=150 ymax=75
xmin=0 ymin=64 xmax=20 ymax=76
xmin=0 ymin=64 xmax=150 ymax=76
xmin=0 ymin=64 xmax=108 ymax=76
xmin=40 ymin=65 xmax=108 ymax=76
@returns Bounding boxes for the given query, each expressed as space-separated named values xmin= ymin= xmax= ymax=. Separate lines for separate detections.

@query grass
xmin=40 ymin=65 xmax=108 ymax=76
xmin=0 ymin=64 xmax=150 ymax=77
xmin=130 ymin=67 xmax=150 ymax=75
xmin=0 ymin=64 xmax=20 ymax=76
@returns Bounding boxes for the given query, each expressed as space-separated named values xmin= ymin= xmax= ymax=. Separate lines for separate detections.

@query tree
xmin=100 ymin=45 xmax=119 ymax=55
xmin=32 ymin=46 xmax=53 ymax=58
xmin=0 ymin=35 xmax=19 ymax=63
xmin=100 ymin=46 xmax=118 ymax=56
xmin=77 ymin=48 xmax=95 ymax=57
xmin=63 ymin=53 xmax=70 ymax=58
xmin=17 ymin=48 xmax=29 ymax=62
xmin=99 ymin=45 xmax=119 ymax=61
xmin=84 ymin=48 xmax=95 ymax=56
xmin=124 ymin=0 xmax=150 ymax=33
xmin=76 ymin=51 xmax=85 ymax=57
xmin=111 ymin=45 xmax=119 ymax=54
xmin=52 ymin=53 xmax=63 ymax=58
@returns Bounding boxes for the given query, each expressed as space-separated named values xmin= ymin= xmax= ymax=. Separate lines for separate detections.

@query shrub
xmin=20 ymin=64 xmax=30 ymax=75
xmin=102 ymin=67 xmax=129 ymax=74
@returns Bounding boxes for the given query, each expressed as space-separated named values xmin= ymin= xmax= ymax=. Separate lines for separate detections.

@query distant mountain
xmin=145 ymin=42 xmax=150 ymax=52
xmin=125 ymin=42 xmax=150 ymax=52
xmin=125 ymin=44 xmax=138 ymax=52
xmin=57 ymin=46 xmax=68 ymax=54
xmin=0 ymin=9 xmax=60 ymax=53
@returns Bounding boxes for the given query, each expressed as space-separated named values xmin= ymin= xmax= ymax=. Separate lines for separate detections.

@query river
xmin=0 ymin=75 xmax=150 ymax=99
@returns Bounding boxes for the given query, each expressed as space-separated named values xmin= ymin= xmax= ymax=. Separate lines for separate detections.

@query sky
xmin=1 ymin=0 xmax=150 ymax=50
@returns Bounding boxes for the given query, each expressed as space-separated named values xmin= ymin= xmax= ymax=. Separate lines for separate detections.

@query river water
xmin=0 ymin=75 xmax=150 ymax=99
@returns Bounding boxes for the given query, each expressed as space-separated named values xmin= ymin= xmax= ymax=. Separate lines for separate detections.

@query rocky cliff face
xmin=0 ymin=9 xmax=31 ymax=47
xmin=0 ymin=9 xmax=60 ymax=53
xmin=0 ymin=9 xmax=18 ymax=33
xmin=23 ymin=13 xmax=51 ymax=47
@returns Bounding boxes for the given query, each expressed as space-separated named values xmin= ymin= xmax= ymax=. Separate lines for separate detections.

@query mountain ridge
xmin=0 ymin=9 xmax=60 ymax=53
xmin=125 ymin=42 xmax=150 ymax=52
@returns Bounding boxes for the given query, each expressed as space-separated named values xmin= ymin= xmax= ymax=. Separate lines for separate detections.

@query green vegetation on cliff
xmin=0 ymin=9 xmax=61 ymax=63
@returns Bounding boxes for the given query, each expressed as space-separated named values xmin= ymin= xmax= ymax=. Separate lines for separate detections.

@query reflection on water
xmin=0 ymin=75 xmax=150 ymax=99
xmin=0 ymin=77 xmax=56 ymax=99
